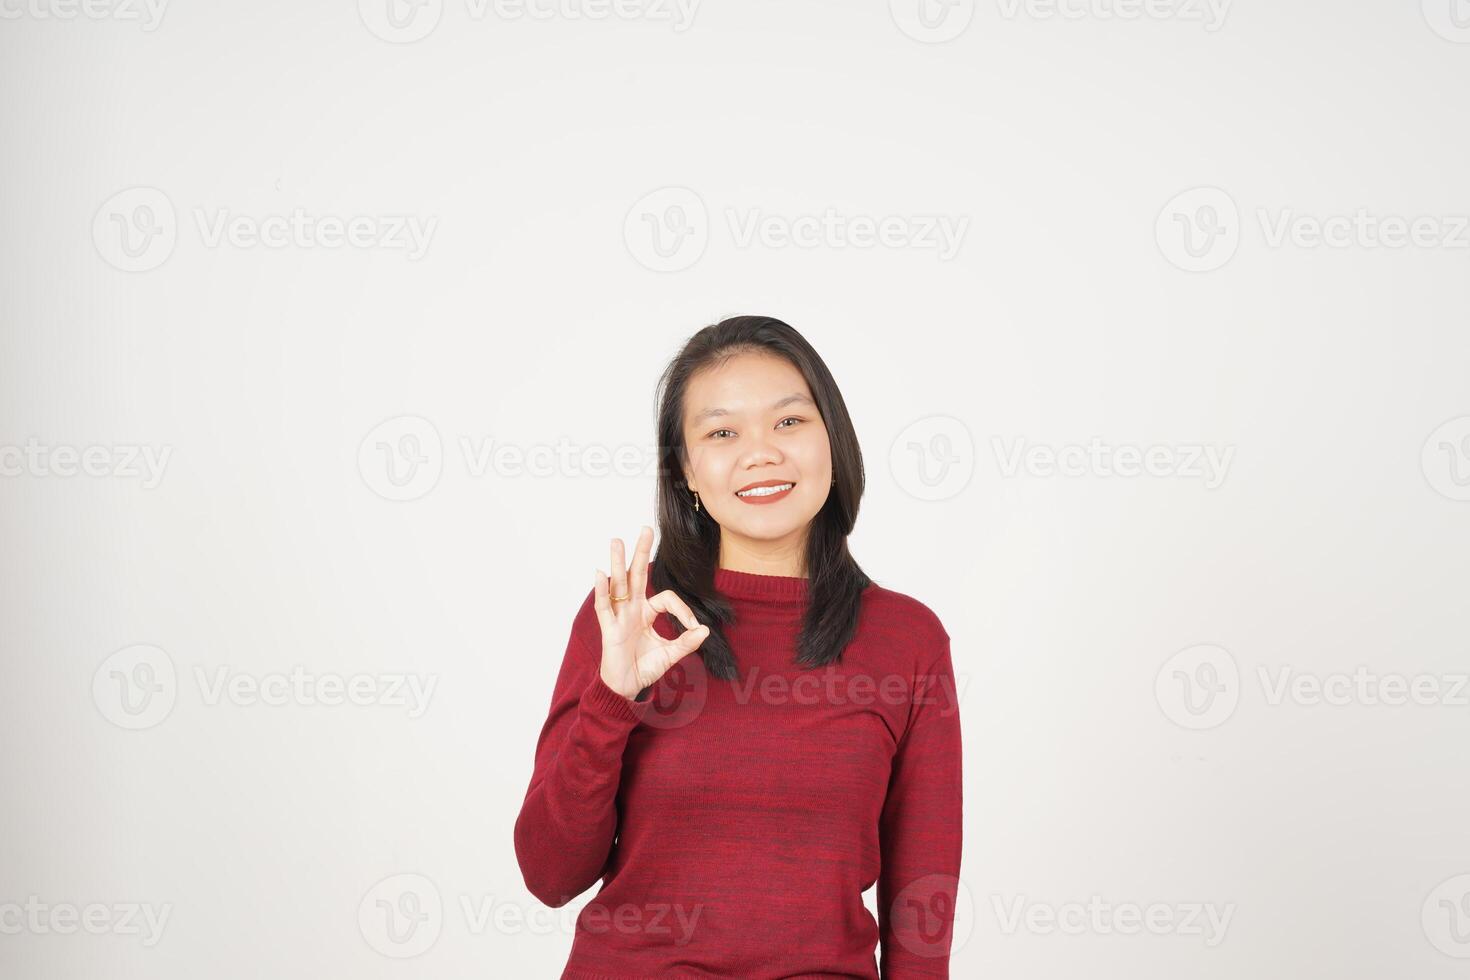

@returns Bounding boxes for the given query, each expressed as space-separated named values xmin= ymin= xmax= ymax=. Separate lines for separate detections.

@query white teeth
xmin=736 ymin=483 xmax=794 ymax=497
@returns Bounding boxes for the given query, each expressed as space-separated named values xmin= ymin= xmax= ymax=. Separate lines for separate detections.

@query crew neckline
xmin=713 ymin=565 xmax=809 ymax=603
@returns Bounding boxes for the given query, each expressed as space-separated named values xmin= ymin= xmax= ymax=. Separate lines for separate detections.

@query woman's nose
xmin=742 ymin=432 xmax=782 ymax=464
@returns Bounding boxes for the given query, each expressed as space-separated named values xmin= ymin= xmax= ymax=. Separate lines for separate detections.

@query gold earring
xmin=693 ymin=490 xmax=700 ymax=512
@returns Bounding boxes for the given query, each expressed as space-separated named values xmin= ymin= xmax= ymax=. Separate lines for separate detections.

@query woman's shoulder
xmin=859 ymin=576 xmax=950 ymax=646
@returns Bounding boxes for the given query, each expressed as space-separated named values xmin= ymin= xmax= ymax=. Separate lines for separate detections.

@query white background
xmin=3 ymin=1 xmax=1470 ymax=977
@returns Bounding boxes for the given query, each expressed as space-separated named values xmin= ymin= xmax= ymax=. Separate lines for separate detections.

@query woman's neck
xmin=717 ymin=533 xmax=807 ymax=578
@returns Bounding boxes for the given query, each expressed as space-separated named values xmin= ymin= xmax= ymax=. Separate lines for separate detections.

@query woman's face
xmin=680 ymin=351 xmax=833 ymax=559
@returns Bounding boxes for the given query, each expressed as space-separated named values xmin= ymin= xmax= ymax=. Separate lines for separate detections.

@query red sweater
xmin=513 ymin=564 xmax=964 ymax=979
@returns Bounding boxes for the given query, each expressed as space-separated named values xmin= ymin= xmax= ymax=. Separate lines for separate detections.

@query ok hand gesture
xmin=594 ymin=526 xmax=710 ymax=700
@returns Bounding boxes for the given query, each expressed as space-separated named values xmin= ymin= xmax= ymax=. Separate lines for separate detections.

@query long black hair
xmin=649 ymin=315 xmax=870 ymax=681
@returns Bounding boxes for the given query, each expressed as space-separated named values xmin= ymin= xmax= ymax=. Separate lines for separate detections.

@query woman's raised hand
xmin=594 ymin=526 xmax=710 ymax=701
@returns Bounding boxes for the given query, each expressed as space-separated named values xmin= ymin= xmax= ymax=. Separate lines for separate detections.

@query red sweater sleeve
xmin=513 ymin=590 xmax=650 ymax=908
xmin=877 ymin=629 xmax=965 ymax=978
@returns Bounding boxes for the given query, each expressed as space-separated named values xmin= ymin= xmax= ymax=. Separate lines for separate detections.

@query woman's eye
xmin=710 ymin=418 xmax=800 ymax=439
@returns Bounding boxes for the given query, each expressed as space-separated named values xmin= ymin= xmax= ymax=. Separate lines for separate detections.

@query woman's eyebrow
xmin=690 ymin=393 xmax=814 ymax=425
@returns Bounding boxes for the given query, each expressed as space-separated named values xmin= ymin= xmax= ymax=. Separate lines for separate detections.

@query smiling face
xmin=680 ymin=351 xmax=833 ymax=573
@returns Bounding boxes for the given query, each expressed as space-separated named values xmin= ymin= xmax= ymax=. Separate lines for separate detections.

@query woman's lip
xmin=734 ymin=483 xmax=795 ymax=504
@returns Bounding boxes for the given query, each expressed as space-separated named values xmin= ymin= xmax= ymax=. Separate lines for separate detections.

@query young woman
xmin=513 ymin=315 xmax=964 ymax=978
